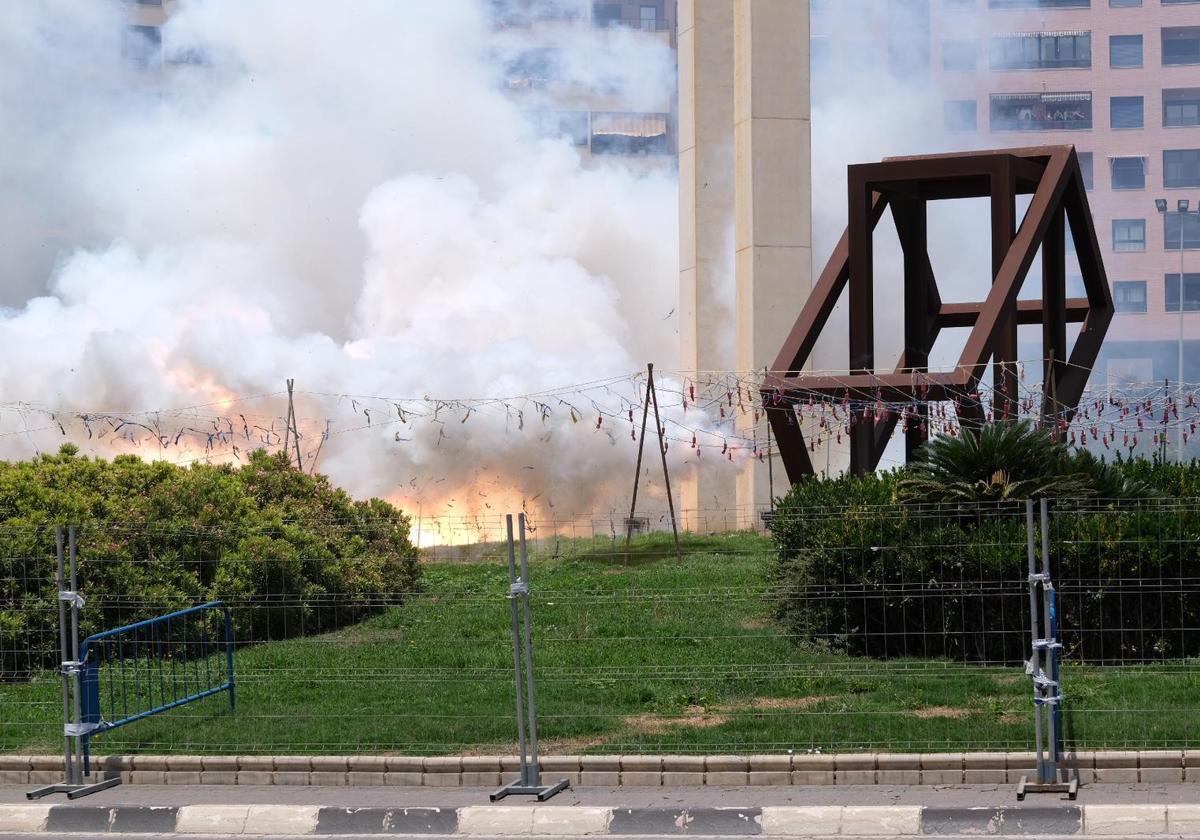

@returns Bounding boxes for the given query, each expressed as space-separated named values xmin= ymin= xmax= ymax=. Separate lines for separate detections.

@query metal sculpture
xmin=762 ymin=146 xmax=1114 ymax=479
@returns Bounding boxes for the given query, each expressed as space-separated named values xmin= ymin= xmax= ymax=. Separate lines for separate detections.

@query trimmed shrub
xmin=0 ymin=447 xmax=419 ymax=680
xmin=770 ymin=463 xmax=1200 ymax=664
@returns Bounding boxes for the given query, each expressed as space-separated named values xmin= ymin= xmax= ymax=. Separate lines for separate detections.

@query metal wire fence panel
xmin=80 ymin=601 xmax=234 ymax=739
xmin=1048 ymin=499 xmax=1200 ymax=665
xmin=2 ymin=504 xmax=1199 ymax=757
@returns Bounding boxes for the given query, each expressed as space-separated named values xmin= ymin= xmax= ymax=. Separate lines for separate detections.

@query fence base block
xmin=26 ymin=776 xmax=121 ymax=801
xmin=1016 ymin=774 xmax=1078 ymax=801
xmin=490 ymin=777 xmax=569 ymax=802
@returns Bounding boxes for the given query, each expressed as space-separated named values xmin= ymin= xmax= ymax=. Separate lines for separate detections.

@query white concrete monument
xmin=679 ymin=0 xmax=812 ymax=529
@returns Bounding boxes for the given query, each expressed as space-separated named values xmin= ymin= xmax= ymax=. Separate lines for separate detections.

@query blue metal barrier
xmin=80 ymin=601 xmax=235 ymax=770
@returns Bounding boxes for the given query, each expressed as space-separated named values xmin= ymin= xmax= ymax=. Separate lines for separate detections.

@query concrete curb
xmin=6 ymin=750 xmax=1200 ymax=787
xmin=1 ymin=803 xmax=1195 ymax=835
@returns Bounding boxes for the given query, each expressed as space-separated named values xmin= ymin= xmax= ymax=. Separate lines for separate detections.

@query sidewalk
xmin=2 ymin=784 xmax=1199 ymax=835
xmin=4 ymin=782 xmax=1199 ymax=808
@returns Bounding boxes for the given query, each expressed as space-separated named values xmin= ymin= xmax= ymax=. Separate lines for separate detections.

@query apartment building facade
xmin=814 ymin=0 xmax=1200 ymax=387
xmin=122 ymin=1 xmax=677 ymax=164
xmin=492 ymin=0 xmax=678 ymax=163
xmin=941 ymin=0 xmax=1200 ymax=387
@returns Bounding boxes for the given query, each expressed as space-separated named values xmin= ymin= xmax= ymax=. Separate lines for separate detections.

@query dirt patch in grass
xmin=624 ymin=707 xmax=731 ymax=735
xmin=459 ymin=734 xmax=611 ymax=756
xmin=912 ymin=706 xmax=970 ymax=719
xmin=739 ymin=617 xmax=771 ymax=630
xmin=745 ymin=696 xmax=832 ymax=710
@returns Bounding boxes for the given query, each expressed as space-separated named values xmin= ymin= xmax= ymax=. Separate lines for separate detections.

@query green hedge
xmin=0 ymin=447 xmax=419 ymax=680
xmin=769 ymin=465 xmax=1200 ymax=664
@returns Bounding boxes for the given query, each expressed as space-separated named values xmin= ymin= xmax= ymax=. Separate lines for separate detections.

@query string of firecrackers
xmin=0 ymin=401 xmax=329 ymax=466
xmin=301 ymin=364 xmax=1200 ymax=462
xmin=6 ymin=361 xmax=1200 ymax=467
xmin=666 ymin=364 xmax=1200 ymax=457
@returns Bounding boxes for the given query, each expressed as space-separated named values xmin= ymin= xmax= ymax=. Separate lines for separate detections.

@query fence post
xmin=1016 ymin=500 xmax=1076 ymax=801
xmin=491 ymin=513 xmax=569 ymax=802
xmin=27 ymin=525 xmax=121 ymax=800
xmin=224 ymin=605 xmax=236 ymax=712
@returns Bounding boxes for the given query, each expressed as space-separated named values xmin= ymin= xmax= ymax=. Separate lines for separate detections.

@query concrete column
xmin=678 ymin=0 xmax=737 ymax=531
xmin=733 ymin=0 xmax=812 ymax=526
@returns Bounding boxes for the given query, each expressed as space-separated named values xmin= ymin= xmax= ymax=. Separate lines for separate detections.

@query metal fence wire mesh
xmin=2 ymin=501 xmax=1199 ymax=758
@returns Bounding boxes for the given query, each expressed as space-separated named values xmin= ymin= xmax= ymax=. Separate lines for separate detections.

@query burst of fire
xmin=391 ymin=488 xmax=549 ymax=550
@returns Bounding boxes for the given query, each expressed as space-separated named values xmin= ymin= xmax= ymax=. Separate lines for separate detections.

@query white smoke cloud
xmin=0 ymin=0 xmax=686 ymax=525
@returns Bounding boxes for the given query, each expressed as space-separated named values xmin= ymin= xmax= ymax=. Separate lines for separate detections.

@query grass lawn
xmin=3 ymin=531 xmax=1198 ymax=756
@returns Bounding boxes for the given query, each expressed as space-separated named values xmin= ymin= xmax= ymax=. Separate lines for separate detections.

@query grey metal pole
xmin=1024 ymin=501 xmax=1045 ymax=780
xmin=1039 ymin=501 xmax=1058 ymax=781
xmin=626 ymin=370 xmax=653 ymax=545
xmin=55 ymin=527 xmax=72 ymax=786
xmin=68 ymin=526 xmax=84 ymax=785
xmin=766 ymin=413 xmax=776 ymax=510
xmin=517 ymin=514 xmax=541 ymax=786
xmin=646 ymin=365 xmax=682 ymax=560
xmin=504 ymin=516 xmax=529 ymax=781
xmin=1180 ymin=215 xmax=1186 ymax=463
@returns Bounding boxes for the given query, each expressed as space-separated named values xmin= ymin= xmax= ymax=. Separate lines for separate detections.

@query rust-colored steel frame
xmin=763 ymin=146 xmax=1114 ymax=481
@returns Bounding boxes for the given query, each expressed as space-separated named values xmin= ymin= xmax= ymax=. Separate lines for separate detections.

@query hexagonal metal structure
xmin=763 ymin=146 xmax=1114 ymax=479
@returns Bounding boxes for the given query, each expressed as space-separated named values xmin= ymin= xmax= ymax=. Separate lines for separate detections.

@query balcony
xmin=990 ymin=32 xmax=1091 ymax=71
xmin=990 ymin=92 xmax=1093 ymax=132
xmin=988 ymin=0 xmax=1089 ymax=8
xmin=590 ymin=112 xmax=670 ymax=156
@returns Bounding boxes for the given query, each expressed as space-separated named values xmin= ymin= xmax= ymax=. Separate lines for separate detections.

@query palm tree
xmin=898 ymin=421 xmax=1143 ymax=503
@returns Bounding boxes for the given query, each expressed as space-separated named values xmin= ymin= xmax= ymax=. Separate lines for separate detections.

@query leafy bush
xmin=0 ymin=447 xmax=419 ymax=680
xmin=770 ymin=457 xmax=1200 ymax=664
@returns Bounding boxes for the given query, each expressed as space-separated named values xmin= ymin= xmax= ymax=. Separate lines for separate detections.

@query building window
xmin=1164 ymin=89 xmax=1200 ymax=127
xmin=1113 ymin=219 xmax=1146 ymax=252
xmin=1078 ymin=151 xmax=1094 ymax=189
xmin=945 ymin=99 xmax=978 ymax=130
xmin=640 ymin=5 xmax=658 ymax=30
xmin=990 ymin=92 xmax=1092 ymax=131
xmin=1109 ymin=35 xmax=1143 ymax=68
xmin=1165 ymin=213 xmax=1200 ymax=250
xmin=1111 ymin=96 xmax=1144 ymax=129
xmin=1108 ymin=357 xmax=1154 ymax=386
xmin=1163 ymin=28 xmax=1200 ymax=66
xmin=122 ymin=25 xmax=162 ymax=71
xmin=592 ymin=3 xmax=623 ymax=27
xmin=590 ymin=112 xmax=670 ymax=155
xmin=888 ymin=0 xmax=931 ymax=77
xmin=1166 ymin=273 xmax=1200 ymax=312
xmin=1111 ymin=156 xmax=1146 ymax=190
xmin=990 ymin=32 xmax=1091 ymax=70
xmin=525 ymin=111 xmax=589 ymax=146
xmin=504 ymin=48 xmax=561 ymax=89
xmin=1109 ymin=0 xmax=1140 ymax=6
xmin=1164 ymin=149 xmax=1200 ymax=188
xmin=1163 ymin=0 xmax=1200 ymax=4
xmin=1113 ymin=281 xmax=1148 ymax=313
xmin=942 ymin=40 xmax=978 ymax=70
xmin=988 ymin=0 xmax=1089 ymax=7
